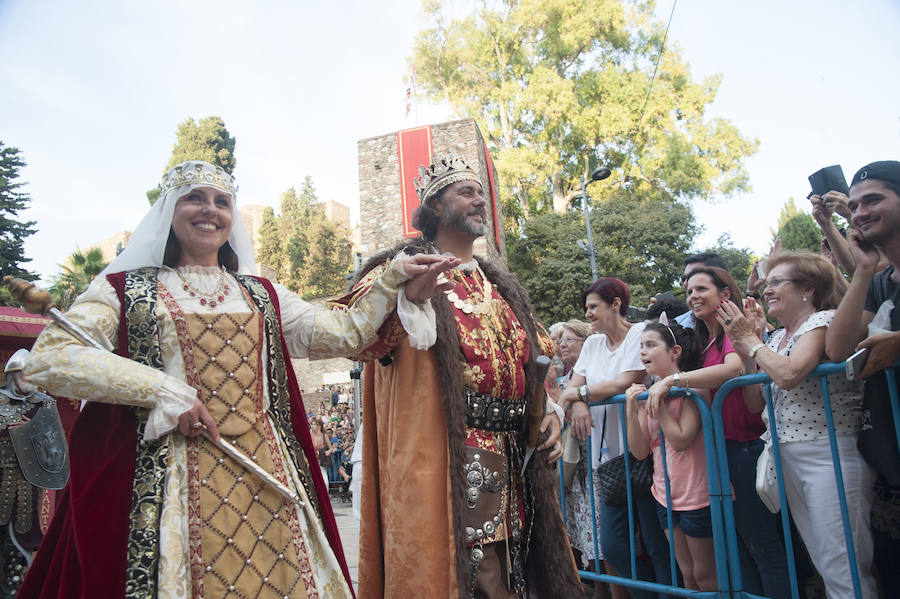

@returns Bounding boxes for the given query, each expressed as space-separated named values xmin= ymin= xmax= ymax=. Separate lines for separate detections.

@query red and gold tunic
xmin=448 ymin=266 xmax=529 ymax=547
xmin=351 ymin=252 xmax=578 ymax=599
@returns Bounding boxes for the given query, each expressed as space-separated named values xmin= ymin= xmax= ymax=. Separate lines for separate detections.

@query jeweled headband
xmin=160 ymin=160 xmax=236 ymax=198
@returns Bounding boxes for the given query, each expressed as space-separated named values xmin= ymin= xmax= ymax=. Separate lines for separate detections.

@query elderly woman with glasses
xmin=717 ymin=251 xmax=876 ymax=599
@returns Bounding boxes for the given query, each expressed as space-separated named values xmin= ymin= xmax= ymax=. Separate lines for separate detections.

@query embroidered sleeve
xmin=536 ymin=325 xmax=556 ymax=359
xmin=23 ymin=278 xmax=197 ymax=440
xmin=278 ymin=254 xmax=412 ymax=360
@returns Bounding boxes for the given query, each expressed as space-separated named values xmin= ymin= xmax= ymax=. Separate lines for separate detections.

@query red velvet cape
xmin=17 ymin=273 xmax=353 ymax=598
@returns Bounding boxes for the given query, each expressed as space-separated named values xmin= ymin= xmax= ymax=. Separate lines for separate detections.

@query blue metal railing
xmin=558 ymin=360 xmax=900 ymax=598
xmin=560 ymin=389 xmax=731 ymax=598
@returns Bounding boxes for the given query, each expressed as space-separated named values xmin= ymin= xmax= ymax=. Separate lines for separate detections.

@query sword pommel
xmin=4 ymin=276 xmax=54 ymax=315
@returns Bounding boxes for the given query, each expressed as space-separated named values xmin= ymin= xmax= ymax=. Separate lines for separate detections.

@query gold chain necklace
xmin=175 ymin=266 xmax=231 ymax=308
xmin=445 ymin=266 xmax=493 ymax=315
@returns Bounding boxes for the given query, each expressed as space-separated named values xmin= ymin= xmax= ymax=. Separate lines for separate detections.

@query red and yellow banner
xmin=397 ymin=126 xmax=433 ymax=238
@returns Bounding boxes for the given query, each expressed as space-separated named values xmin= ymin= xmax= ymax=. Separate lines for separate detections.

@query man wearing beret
xmin=827 ymin=159 xmax=900 ymax=592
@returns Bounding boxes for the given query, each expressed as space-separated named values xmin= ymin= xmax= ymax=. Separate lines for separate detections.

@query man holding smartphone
xmin=826 ymin=160 xmax=900 ymax=593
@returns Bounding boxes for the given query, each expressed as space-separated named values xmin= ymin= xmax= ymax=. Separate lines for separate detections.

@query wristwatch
xmin=672 ymin=372 xmax=681 ymax=386
xmin=748 ymin=343 xmax=766 ymax=359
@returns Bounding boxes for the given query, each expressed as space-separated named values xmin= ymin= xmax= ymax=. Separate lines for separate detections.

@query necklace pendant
xmin=447 ymin=291 xmax=459 ymax=303
xmin=462 ymin=303 xmax=473 ymax=315
xmin=200 ymin=298 xmax=207 ymax=306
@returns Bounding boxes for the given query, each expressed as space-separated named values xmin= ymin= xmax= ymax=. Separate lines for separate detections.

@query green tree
xmin=147 ymin=116 xmax=237 ymax=204
xmin=0 ymin=143 xmax=37 ymax=280
xmin=508 ymin=189 xmax=697 ymax=324
xmin=256 ymin=206 xmax=281 ymax=274
xmin=698 ymin=233 xmax=755 ymax=287
xmin=0 ymin=142 xmax=37 ymax=306
xmin=776 ymin=213 xmax=821 ymax=253
xmin=48 ymin=247 xmax=108 ymax=311
xmin=412 ymin=0 xmax=758 ymax=223
xmin=256 ymin=178 xmax=353 ymax=298
xmin=770 ymin=197 xmax=820 ymax=252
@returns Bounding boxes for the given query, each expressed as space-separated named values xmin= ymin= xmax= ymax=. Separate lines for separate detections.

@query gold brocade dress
xmin=179 ymin=308 xmax=312 ymax=598
xmin=24 ymin=264 xmax=410 ymax=599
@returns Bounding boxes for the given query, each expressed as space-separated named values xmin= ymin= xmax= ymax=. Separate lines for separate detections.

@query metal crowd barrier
xmin=326 ymin=448 xmax=344 ymax=488
xmin=557 ymin=360 xmax=900 ymax=599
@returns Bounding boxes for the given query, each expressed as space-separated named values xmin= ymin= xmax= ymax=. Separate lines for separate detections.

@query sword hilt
xmin=4 ymin=276 xmax=54 ymax=315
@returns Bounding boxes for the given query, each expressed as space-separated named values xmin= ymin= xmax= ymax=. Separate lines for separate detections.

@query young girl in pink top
xmin=626 ymin=321 xmax=716 ymax=591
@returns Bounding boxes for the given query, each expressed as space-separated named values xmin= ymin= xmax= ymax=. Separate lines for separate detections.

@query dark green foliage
xmin=776 ymin=213 xmax=821 ymax=253
xmin=0 ymin=143 xmax=37 ymax=305
xmin=48 ymin=247 xmax=108 ymax=311
xmin=167 ymin=116 xmax=236 ymax=174
xmin=148 ymin=116 xmax=237 ymax=205
xmin=255 ymin=177 xmax=353 ymax=299
xmin=507 ymin=190 xmax=697 ymax=324
xmin=412 ymin=0 xmax=757 ymax=221
xmin=698 ymin=233 xmax=755 ymax=286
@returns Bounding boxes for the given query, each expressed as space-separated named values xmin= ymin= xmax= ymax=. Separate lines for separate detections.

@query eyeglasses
xmin=559 ymin=336 xmax=583 ymax=344
xmin=763 ymin=277 xmax=797 ymax=289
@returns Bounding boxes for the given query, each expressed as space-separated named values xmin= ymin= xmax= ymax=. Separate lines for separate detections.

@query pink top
xmin=647 ymin=396 xmax=710 ymax=510
xmin=704 ymin=335 xmax=765 ymax=442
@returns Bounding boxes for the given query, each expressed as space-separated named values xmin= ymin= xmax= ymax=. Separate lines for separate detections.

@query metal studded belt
xmin=465 ymin=388 xmax=526 ymax=432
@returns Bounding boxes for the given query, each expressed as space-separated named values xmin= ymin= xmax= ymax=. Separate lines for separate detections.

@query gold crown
xmin=159 ymin=161 xmax=235 ymax=198
xmin=414 ymin=155 xmax=480 ymax=202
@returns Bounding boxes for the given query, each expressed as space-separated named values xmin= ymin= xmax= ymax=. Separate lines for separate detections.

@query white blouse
xmin=763 ymin=310 xmax=862 ymax=443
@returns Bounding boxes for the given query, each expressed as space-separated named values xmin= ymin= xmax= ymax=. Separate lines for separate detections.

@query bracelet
xmin=748 ymin=343 xmax=766 ymax=359
xmin=576 ymin=384 xmax=589 ymax=404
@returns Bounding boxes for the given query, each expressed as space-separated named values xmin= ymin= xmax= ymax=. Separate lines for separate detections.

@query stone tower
xmin=357 ymin=119 xmax=505 ymax=262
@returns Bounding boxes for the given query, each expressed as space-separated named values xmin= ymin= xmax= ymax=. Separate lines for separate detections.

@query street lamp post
xmin=580 ymin=166 xmax=612 ymax=282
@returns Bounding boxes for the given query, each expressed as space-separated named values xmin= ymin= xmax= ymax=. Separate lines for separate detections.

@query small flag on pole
xmin=405 ymin=63 xmax=416 ymax=118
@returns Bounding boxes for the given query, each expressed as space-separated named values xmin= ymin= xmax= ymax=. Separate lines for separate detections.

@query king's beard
xmin=441 ymin=205 xmax=486 ymax=237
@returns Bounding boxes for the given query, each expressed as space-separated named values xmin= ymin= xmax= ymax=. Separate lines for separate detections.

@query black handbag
xmin=596 ymin=411 xmax=653 ymax=506
xmin=858 ymin=366 xmax=900 ymax=487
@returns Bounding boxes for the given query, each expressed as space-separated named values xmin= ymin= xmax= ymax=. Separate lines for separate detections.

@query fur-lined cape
xmin=356 ymin=238 xmax=581 ymax=598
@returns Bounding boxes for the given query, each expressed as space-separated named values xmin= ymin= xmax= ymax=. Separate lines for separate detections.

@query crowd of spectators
xmin=307 ymin=386 xmax=358 ymax=492
xmin=546 ymin=160 xmax=900 ymax=599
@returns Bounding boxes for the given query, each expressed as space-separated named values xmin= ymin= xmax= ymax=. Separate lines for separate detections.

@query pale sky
xmin=1 ymin=0 xmax=898 ymax=284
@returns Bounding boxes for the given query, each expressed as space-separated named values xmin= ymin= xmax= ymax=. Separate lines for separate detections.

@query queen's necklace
xmin=175 ymin=266 xmax=231 ymax=308
xmin=445 ymin=265 xmax=493 ymax=315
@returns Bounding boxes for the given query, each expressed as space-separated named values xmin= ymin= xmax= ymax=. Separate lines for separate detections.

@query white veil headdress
xmin=99 ymin=160 xmax=257 ymax=278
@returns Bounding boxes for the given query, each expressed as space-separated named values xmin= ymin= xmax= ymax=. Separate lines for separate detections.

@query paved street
xmin=331 ymin=498 xmax=359 ymax=590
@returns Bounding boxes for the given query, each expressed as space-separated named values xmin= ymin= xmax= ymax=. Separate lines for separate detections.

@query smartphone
xmin=809 ymin=165 xmax=850 ymax=197
xmin=845 ymin=347 xmax=870 ymax=381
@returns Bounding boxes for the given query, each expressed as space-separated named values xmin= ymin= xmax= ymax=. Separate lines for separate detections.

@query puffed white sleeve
xmin=23 ymin=277 xmax=198 ymax=441
xmin=545 ymin=396 xmax=564 ymax=425
xmin=277 ymin=252 xmax=431 ymax=359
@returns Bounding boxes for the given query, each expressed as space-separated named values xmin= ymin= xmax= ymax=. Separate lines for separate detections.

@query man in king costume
xmin=347 ymin=156 xmax=583 ymax=598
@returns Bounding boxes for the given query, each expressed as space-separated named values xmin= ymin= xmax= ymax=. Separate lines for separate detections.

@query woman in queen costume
xmin=17 ymin=160 xmax=454 ymax=599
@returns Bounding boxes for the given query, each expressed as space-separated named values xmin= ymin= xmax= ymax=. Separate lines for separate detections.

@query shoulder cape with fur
xmin=355 ymin=238 xmax=580 ymax=599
